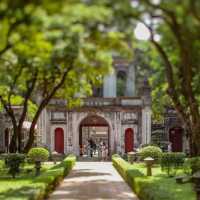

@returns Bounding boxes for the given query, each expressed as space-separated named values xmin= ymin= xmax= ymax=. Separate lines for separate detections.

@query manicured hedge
xmin=161 ymin=152 xmax=186 ymax=176
xmin=139 ymin=146 xmax=162 ymax=162
xmin=16 ymin=154 xmax=76 ymax=200
xmin=112 ymin=154 xmax=195 ymax=200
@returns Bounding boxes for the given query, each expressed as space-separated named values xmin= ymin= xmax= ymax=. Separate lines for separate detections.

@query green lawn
xmin=112 ymin=156 xmax=196 ymax=200
xmin=0 ymin=162 xmax=54 ymax=200
xmin=130 ymin=163 xmax=195 ymax=200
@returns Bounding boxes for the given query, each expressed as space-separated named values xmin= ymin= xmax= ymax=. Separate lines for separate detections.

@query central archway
xmin=79 ymin=115 xmax=110 ymax=157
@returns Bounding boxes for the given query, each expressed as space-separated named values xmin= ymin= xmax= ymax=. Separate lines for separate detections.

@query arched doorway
xmin=169 ymin=127 xmax=183 ymax=152
xmin=55 ymin=128 xmax=64 ymax=153
xmin=79 ymin=115 xmax=110 ymax=157
xmin=125 ymin=128 xmax=134 ymax=153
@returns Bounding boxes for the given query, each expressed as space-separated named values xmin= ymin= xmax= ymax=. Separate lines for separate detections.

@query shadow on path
xmin=49 ymin=162 xmax=138 ymax=200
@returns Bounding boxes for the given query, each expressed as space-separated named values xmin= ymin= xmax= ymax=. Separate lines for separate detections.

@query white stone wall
xmin=126 ymin=63 xmax=136 ymax=96
xmin=103 ymin=71 xmax=117 ymax=97
xmin=39 ymin=108 xmax=143 ymax=156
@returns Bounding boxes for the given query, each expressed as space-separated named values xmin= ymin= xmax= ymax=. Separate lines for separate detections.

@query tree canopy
xmin=130 ymin=0 xmax=200 ymax=155
xmin=0 ymin=0 xmax=131 ymax=152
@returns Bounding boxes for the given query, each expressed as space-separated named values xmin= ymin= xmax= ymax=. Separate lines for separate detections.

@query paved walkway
xmin=48 ymin=162 xmax=139 ymax=200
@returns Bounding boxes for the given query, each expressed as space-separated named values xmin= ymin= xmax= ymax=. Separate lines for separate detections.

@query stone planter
xmin=144 ymin=157 xmax=154 ymax=176
xmin=127 ymin=152 xmax=136 ymax=164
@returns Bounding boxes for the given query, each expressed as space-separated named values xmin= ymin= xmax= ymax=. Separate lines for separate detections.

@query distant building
xmin=151 ymin=107 xmax=189 ymax=153
xmin=0 ymin=106 xmax=36 ymax=152
xmin=164 ymin=107 xmax=189 ymax=153
xmin=0 ymin=56 xmax=152 ymax=155
xmin=37 ymin=57 xmax=152 ymax=156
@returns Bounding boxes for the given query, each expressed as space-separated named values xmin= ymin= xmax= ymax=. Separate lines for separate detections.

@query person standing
xmin=101 ymin=142 xmax=107 ymax=161
xmin=168 ymin=142 xmax=172 ymax=152
xmin=99 ymin=140 xmax=103 ymax=159
xmin=88 ymin=138 xmax=95 ymax=157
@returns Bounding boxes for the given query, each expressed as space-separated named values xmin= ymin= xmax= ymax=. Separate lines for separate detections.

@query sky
xmin=134 ymin=22 xmax=150 ymax=40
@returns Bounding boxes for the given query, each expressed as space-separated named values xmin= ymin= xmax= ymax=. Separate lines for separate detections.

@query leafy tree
xmin=95 ymin=0 xmax=200 ymax=155
xmin=0 ymin=0 xmax=130 ymax=152
xmin=130 ymin=0 xmax=200 ymax=155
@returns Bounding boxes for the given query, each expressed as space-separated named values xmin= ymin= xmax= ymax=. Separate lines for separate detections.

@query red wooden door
xmin=55 ymin=128 xmax=64 ymax=153
xmin=169 ymin=127 xmax=183 ymax=152
xmin=125 ymin=128 xmax=134 ymax=153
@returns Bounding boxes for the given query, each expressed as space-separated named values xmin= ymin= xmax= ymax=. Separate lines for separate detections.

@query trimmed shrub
xmin=5 ymin=153 xmax=25 ymax=178
xmin=7 ymin=154 xmax=76 ymax=200
xmin=161 ymin=152 xmax=186 ymax=176
xmin=112 ymin=154 xmax=130 ymax=180
xmin=28 ymin=147 xmax=50 ymax=176
xmin=112 ymin=155 xmax=195 ymax=200
xmin=112 ymin=155 xmax=172 ymax=200
xmin=28 ymin=147 xmax=49 ymax=162
xmin=139 ymin=146 xmax=162 ymax=162
xmin=32 ymin=154 xmax=76 ymax=199
xmin=140 ymin=143 xmax=159 ymax=148
xmin=183 ymin=157 xmax=200 ymax=175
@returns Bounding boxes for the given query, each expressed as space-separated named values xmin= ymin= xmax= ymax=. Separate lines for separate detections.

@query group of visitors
xmin=85 ymin=138 xmax=108 ymax=161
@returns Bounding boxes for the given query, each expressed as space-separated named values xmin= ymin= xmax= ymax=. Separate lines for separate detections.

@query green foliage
xmin=112 ymin=154 xmax=195 ymax=200
xmin=112 ymin=154 xmax=130 ymax=180
xmin=28 ymin=147 xmax=49 ymax=163
xmin=24 ymin=154 xmax=76 ymax=199
xmin=161 ymin=153 xmax=186 ymax=177
xmin=140 ymin=143 xmax=159 ymax=148
xmin=0 ymin=0 xmax=132 ymax=152
xmin=5 ymin=153 xmax=25 ymax=178
xmin=0 ymin=159 xmax=4 ymax=169
xmin=148 ymin=48 xmax=172 ymax=122
xmin=183 ymin=157 xmax=200 ymax=175
xmin=0 ymin=154 xmax=76 ymax=200
xmin=139 ymin=146 xmax=162 ymax=162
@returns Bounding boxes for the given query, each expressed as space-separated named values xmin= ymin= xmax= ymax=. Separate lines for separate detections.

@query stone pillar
xmin=142 ymin=107 xmax=151 ymax=144
xmin=126 ymin=62 xmax=136 ymax=97
xmin=103 ymin=71 xmax=116 ymax=97
xmin=140 ymin=78 xmax=152 ymax=145
xmin=66 ymin=112 xmax=74 ymax=154
xmin=37 ymin=109 xmax=47 ymax=146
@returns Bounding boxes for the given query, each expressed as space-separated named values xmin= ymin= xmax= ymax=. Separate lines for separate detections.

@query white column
xmin=103 ymin=71 xmax=116 ymax=97
xmin=141 ymin=106 xmax=151 ymax=144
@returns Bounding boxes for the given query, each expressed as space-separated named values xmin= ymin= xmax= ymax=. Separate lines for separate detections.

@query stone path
xmin=48 ymin=162 xmax=139 ymax=200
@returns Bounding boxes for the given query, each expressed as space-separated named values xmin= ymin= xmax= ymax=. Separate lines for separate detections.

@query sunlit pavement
xmin=48 ymin=162 xmax=139 ymax=200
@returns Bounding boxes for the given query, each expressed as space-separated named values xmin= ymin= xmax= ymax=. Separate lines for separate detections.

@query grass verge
xmin=112 ymin=154 xmax=195 ymax=200
xmin=0 ymin=154 xmax=76 ymax=200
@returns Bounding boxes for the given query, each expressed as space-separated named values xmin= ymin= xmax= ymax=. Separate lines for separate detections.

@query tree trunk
xmin=9 ymin=135 xmax=17 ymax=153
xmin=9 ymin=128 xmax=18 ymax=153
xmin=192 ymin=125 xmax=200 ymax=156
xmin=23 ymin=66 xmax=72 ymax=152
xmin=23 ymin=122 xmax=36 ymax=153
xmin=23 ymin=104 xmax=44 ymax=153
xmin=17 ymin=129 xmax=22 ymax=153
xmin=185 ymin=123 xmax=200 ymax=156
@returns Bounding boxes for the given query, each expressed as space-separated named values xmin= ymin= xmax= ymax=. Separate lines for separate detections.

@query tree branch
xmin=18 ymin=70 xmax=38 ymax=130
xmin=24 ymin=64 xmax=74 ymax=151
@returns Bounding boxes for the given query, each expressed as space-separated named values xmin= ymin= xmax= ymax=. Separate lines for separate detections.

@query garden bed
xmin=112 ymin=155 xmax=195 ymax=200
xmin=0 ymin=154 xmax=76 ymax=200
